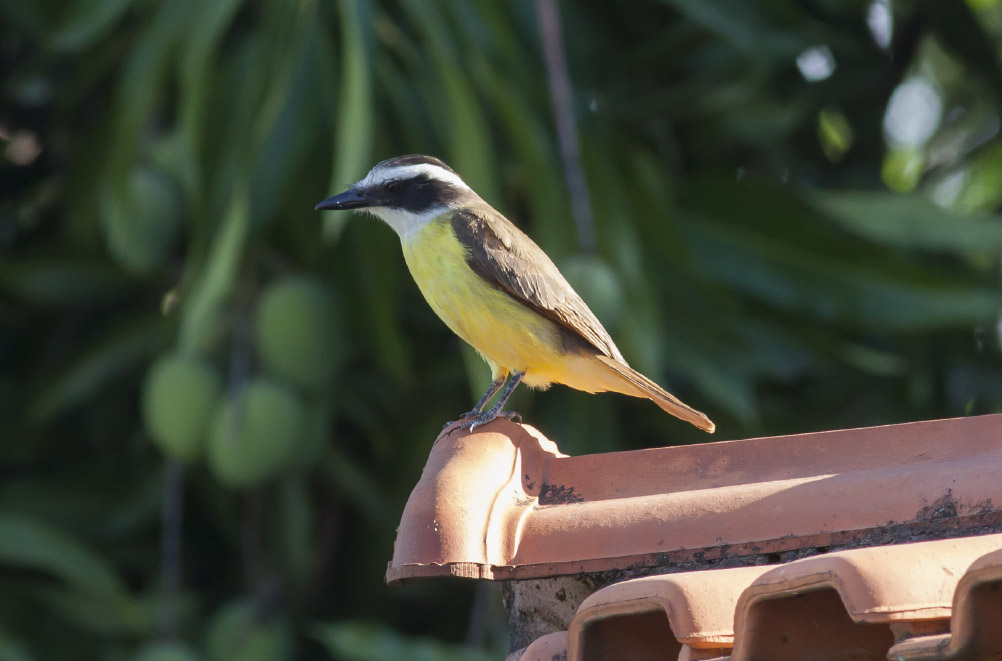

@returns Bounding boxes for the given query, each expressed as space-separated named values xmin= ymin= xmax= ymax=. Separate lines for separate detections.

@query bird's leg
xmin=462 ymin=376 xmax=507 ymax=418
xmin=443 ymin=375 xmax=507 ymax=430
xmin=468 ymin=371 xmax=524 ymax=431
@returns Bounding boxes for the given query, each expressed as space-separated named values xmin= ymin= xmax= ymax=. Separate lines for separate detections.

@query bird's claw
xmin=442 ymin=410 xmax=478 ymax=430
xmin=443 ymin=409 xmax=521 ymax=432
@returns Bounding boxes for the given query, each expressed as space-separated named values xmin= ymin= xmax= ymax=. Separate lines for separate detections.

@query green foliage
xmin=142 ymin=354 xmax=223 ymax=462
xmin=134 ymin=641 xmax=202 ymax=661
xmin=312 ymin=621 xmax=493 ymax=661
xmin=205 ymin=600 xmax=293 ymax=661
xmin=3 ymin=0 xmax=1002 ymax=658
xmin=255 ymin=276 xmax=344 ymax=390
xmin=207 ymin=378 xmax=309 ymax=488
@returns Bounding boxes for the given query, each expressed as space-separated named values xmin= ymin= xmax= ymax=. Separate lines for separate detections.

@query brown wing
xmin=450 ymin=205 xmax=625 ymax=362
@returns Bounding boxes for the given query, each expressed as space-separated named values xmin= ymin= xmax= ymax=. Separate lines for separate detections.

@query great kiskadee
xmin=315 ymin=155 xmax=714 ymax=433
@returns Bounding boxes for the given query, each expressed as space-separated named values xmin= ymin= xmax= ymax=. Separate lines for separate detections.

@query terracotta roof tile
xmin=515 ymin=537 xmax=1002 ymax=660
xmin=385 ymin=415 xmax=1002 ymax=656
xmin=387 ymin=415 xmax=1002 ymax=583
xmin=678 ymin=650 xmax=729 ymax=661
xmin=510 ymin=631 xmax=567 ymax=661
xmin=729 ymin=534 xmax=1002 ymax=661
xmin=887 ymin=547 xmax=1002 ymax=660
xmin=566 ymin=566 xmax=770 ymax=661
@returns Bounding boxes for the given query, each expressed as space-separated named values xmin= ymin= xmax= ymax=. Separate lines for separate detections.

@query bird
xmin=315 ymin=155 xmax=714 ymax=433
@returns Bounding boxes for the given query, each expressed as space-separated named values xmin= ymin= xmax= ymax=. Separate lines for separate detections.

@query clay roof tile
xmin=729 ymin=534 xmax=1002 ymax=661
xmin=510 ymin=631 xmax=568 ymax=661
xmin=566 ymin=566 xmax=770 ymax=660
xmin=386 ymin=415 xmax=1002 ymax=657
xmin=887 ymin=546 xmax=1002 ymax=660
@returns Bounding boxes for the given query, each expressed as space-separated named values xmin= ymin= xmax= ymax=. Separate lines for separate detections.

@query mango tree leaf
xmin=175 ymin=0 xmax=246 ymax=208
xmin=312 ymin=621 xmax=493 ymax=661
xmin=322 ymin=447 xmax=390 ymax=524
xmin=922 ymin=0 xmax=1002 ymax=105
xmin=401 ymin=2 xmax=498 ymax=201
xmin=49 ymin=0 xmax=135 ymax=52
xmin=28 ymin=315 xmax=170 ymax=425
xmin=104 ymin=0 xmax=190 ymax=182
xmin=0 ymin=628 xmax=32 ymax=661
xmin=655 ymin=0 xmax=805 ymax=61
xmin=0 ymin=259 xmax=134 ymax=306
xmin=30 ymin=586 xmax=164 ymax=637
xmin=322 ymin=0 xmax=374 ymax=239
xmin=178 ymin=182 xmax=251 ymax=354
xmin=676 ymin=179 xmax=1002 ymax=331
xmin=812 ymin=191 xmax=1002 ymax=254
xmin=0 ymin=514 xmax=125 ymax=597
xmin=251 ymin=30 xmax=321 ymax=229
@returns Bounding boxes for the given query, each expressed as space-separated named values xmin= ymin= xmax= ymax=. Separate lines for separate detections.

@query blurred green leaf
xmin=348 ymin=226 xmax=413 ymax=385
xmin=881 ymin=146 xmax=924 ymax=193
xmin=818 ymin=107 xmax=854 ymax=163
xmin=813 ymin=190 xmax=1002 ymax=253
xmin=178 ymin=182 xmax=251 ymax=354
xmin=0 ymin=259 xmax=133 ymax=305
xmin=206 ymin=600 xmax=292 ymax=661
xmin=176 ymin=0 xmax=246 ymax=208
xmin=31 ymin=585 xmax=161 ymax=636
xmin=277 ymin=476 xmax=313 ymax=589
xmin=323 ymin=0 xmax=374 ymax=239
xmin=104 ymin=0 xmax=190 ymax=182
xmin=0 ymin=628 xmax=32 ymax=661
xmin=679 ymin=178 xmax=1002 ymax=330
xmin=134 ymin=641 xmax=201 ymax=661
xmin=655 ymin=0 xmax=804 ymax=59
xmin=28 ymin=315 xmax=169 ymax=425
xmin=402 ymin=2 xmax=497 ymax=200
xmin=0 ymin=514 xmax=125 ymax=597
xmin=312 ymin=621 xmax=494 ymax=661
xmin=49 ymin=0 xmax=134 ymax=52
xmin=99 ymin=167 xmax=182 ymax=275
xmin=323 ymin=446 xmax=391 ymax=524
xmin=956 ymin=142 xmax=1002 ymax=213
xmin=922 ymin=0 xmax=1002 ymax=104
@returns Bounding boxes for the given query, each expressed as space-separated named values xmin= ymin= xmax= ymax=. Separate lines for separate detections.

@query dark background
xmin=3 ymin=0 xmax=1002 ymax=659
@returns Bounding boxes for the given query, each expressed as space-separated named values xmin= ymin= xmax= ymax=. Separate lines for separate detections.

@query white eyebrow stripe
xmin=359 ymin=163 xmax=471 ymax=191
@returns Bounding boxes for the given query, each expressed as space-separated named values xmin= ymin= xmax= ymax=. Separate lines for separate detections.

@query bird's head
xmin=315 ymin=155 xmax=475 ymax=238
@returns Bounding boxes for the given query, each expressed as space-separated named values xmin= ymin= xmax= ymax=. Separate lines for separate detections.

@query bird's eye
xmin=385 ymin=181 xmax=400 ymax=193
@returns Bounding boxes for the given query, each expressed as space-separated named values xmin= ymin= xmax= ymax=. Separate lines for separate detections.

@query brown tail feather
xmin=596 ymin=355 xmax=715 ymax=433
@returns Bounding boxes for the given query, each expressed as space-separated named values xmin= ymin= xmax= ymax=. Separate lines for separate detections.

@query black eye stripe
xmin=371 ymin=173 xmax=464 ymax=212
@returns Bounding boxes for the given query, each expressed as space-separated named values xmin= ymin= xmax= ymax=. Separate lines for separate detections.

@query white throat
xmin=367 ymin=205 xmax=451 ymax=241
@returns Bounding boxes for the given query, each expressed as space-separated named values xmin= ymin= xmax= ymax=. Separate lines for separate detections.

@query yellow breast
xmin=400 ymin=216 xmax=566 ymax=383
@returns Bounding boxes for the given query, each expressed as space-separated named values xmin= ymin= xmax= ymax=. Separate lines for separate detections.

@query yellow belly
xmin=400 ymin=217 xmax=619 ymax=392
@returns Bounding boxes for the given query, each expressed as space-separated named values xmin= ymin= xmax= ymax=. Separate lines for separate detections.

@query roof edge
xmin=386 ymin=415 xmax=1002 ymax=585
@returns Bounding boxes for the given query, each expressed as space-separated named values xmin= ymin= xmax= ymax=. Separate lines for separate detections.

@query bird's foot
xmin=443 ymin=409 xmax=521 ymax=432
xmin=442 ymin=409 xmax=478 ymax=430
xmin=468 ymin=409 xmax=521 ymax=432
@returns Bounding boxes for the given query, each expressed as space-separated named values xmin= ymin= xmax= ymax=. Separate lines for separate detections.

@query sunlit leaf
xmin=922 ymin=0 xmax=1002 ymax=103
xmin=813 ymin=190 xmax=1002 ymax=253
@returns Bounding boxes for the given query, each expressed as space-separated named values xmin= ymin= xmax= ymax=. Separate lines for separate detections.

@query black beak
xmin=314 ymin=188 xmax=372 ymax=211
